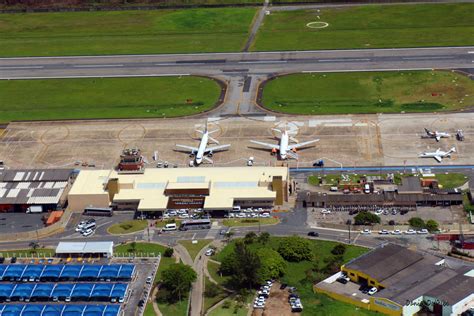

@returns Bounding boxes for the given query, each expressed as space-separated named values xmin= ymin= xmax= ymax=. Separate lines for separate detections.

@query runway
xmin=0 ymin=46 xmax=473 ymax=79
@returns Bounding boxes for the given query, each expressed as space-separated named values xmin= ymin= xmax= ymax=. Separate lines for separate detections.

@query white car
xmin=368 ymin=287 xmax=378 ymax=295
xmin=146 ymin=276 xmax=153 ymax=284
xmin=81 ymin=228 xmax=94 ymax=237
xmin=205 ymin=249 xmax=214 ymax=256
xmin=361 ymin=229 xmax=371 ymax=235
xmin=417 ymin=229 xmax=429 ymax=234
xmin=374 ymin=209 xmax=383 ymax=215
xmin=321 ymin=209 xmax=331 ymax=214
xmin=404 ymin=229 xmax=416 ymax=235
xmin=391 ymin=230 xmax=402 ymax=235
xmin=178 ymin=213 xmax=190 ymax=219
xmin=378 ymin=229 xmax=389 ymax=235
xmin=260 ymin=213 xmax=271 ymax=218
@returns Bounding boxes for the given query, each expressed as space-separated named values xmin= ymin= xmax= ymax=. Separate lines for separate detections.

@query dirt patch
xmin=251 ymin=282 xmax=300 ymax=316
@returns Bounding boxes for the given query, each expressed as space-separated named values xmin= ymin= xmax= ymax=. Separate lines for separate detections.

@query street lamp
xmin=346 ymin=219 xmax=352 ymax=244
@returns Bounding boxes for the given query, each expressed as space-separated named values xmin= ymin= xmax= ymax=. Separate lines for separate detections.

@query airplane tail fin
xmin=424 ymin=128 xmax=431 ymax=134
xmin=449 ymin=147 xmax=456 ymax=154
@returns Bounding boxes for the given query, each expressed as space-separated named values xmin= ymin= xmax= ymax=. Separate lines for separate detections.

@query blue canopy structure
xmin=0 ymin=304 xmax=121 ymax=316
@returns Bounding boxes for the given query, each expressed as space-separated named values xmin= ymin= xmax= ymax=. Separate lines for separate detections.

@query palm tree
xmin=29 ymin=242 xmax=39 ymax=253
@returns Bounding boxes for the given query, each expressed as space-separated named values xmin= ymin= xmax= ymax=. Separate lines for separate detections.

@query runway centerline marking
xmin=402 ymin=56 xmax=453 ymax=60
xmin=318 ymin=58 xmax=371 ymax=62
xmin=239 ymin=60 xmax=287 ymax=64
xmin=73 ymin=64 xmax=123 ymax=68
xmin=0 ymin=66 xmax=44 ymax=69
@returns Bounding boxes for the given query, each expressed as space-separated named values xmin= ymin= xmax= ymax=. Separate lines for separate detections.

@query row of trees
xmin=408 ymin=217 xmax=439 ymax=232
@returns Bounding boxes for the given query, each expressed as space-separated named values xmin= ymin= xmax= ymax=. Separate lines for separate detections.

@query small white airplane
xmin=250 ymin=128 xmax=319 ymax=160
xmin=423 ymin=128 xmax=450 ymax=142
xmin=175 ymin=124 xmax=230 ymax=166
xmin=419 ymin=147 xmax=456 ymax=163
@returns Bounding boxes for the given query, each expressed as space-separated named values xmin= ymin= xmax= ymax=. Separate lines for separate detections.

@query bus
xmin=83 ymin=207 xmax=113 ymax=217
xmin=179 ymin=219 xmax=211 ymax=231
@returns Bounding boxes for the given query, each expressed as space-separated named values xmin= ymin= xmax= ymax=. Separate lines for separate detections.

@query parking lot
xmin=0 ymin=213 xmax=45 ymax=234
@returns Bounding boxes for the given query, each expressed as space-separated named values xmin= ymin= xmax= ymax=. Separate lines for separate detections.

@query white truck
xmin=26 ymin=206 xmax=43 ymax=213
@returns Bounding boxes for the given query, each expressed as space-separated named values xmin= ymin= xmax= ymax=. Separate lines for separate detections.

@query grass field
xmin=262 ymin=71 xmax=474 ymax=115
xmin=252 ymin=3 xmax=474 ymax=51
xmin=178 ymin=239 xmax=212 ymax=262
xmin=0 ymin=8 xmax=256 ymax=57
xmin=214 ymin=237 xmax=373 ymax=315
xmin=157 ymin=295 xmax=188 ymax=316
xmin=0 ymin=248 xmax=55 ymax=258
xmin=207 ymin=295 xmax=251 ymax=316
xmin=434 ymin=173 xmax=468 ymax=189
xmin=0 ymin=76 xmax=221 ymax=123
xmin=207 ymin=261 xmax=230 ymax=286
xmin=114 ymin=242 xmax=166 ymax=257
xmin=222 ymin=217 xmax=279 ymax=227
xmin=203 ymin=277 xmax=228 ymax=313
xmin=107 ymin=220 xmax=147 ymax=235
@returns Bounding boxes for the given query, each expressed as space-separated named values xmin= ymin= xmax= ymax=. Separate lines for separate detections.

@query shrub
xmin=277 ymin=236 xmax=312 ymax=262
xmin=331 ymin=244 xmax=346 ymax=256
xmin=163 ymin=247 xmax=174 ymax=257
xmin=354 ymin=211 xmax=380 ymax=225
xmin=408 ymin=217 xmax=425 ymax=229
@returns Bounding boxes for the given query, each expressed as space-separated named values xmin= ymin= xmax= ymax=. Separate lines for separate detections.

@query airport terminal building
xmin=68 ymin=167 xmax=288 ymax=214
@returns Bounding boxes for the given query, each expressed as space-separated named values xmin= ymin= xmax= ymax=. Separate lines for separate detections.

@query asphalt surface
xmin=1 ymin=47 xmax=473 ymax=79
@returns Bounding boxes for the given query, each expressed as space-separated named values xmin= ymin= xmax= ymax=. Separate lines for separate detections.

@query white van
xmin=364 ymin=184 xmax=370 ymax=194
xmin=162 ymin=223 xmax=177 ymax=231
xmin=82 ymin=222 xmax=96 ymax=231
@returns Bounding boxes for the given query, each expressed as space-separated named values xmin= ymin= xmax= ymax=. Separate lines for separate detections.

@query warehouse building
xmin=316 ymin=243 xmax=474 ymax=316
xmin=0 ymin=169 xmax=73 ymax=213
xmin=68 ymin=167 xmax=288 ymax=214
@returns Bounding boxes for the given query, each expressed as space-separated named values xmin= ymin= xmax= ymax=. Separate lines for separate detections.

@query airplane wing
xmin=175 ymin=144 xmax=198 ymax=152
xmin=434 ymin=156 xmax=443 ymax=163
xmin=287 ymin=139 xmax=319 ymax=150
xmin=205 ymin=144 xmax=230 ymax=153
xmin=250 ymin=140 xmax=279 ymax=150
xmin=286 ymin=151 xmax=298 ymax=160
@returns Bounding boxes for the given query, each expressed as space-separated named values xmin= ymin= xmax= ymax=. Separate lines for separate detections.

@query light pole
xmin=346 ymin=219 xmax=352 ymax=244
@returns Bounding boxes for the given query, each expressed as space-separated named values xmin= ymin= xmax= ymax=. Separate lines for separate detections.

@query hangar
xmin=316 ymin=243 xmax=474 ymax=316
xmin=67 ymin=167 xmax=288 ymax=214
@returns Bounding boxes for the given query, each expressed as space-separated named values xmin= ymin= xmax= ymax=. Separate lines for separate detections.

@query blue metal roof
xmin=0 ymin=264 xmax=134 ymax=282
xmin=0 ymin=304 xmax=121 ymax=316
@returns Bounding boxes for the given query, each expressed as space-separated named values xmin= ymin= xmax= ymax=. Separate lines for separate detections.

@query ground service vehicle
xmin=179 ymin=219 xmax=211 ymax=231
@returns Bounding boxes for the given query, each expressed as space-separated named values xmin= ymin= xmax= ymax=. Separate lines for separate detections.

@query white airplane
xmin=419 ymin=147 xmax=456 ymax=163
xmin=175 ymin=124 xmax=230 ymax=166
xmin=423 ymin=128 xmax=450 ymax=142
xmin=250 ymin=128 xmax=319 ymax=160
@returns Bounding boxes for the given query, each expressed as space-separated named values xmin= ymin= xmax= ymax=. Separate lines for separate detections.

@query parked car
xmin=205 ymin=249 xmax=215 ymax=256
xmin=81 ymin=228 xmax=94 ymax=237
xmin=378 ymin=229 xmax=389 ymax=235
xmin=374 ymin=209 xmax=383 ymax=215
xmin=146 ymin=276 xmax=153 ymax=284
xmin=404 ymin=229 xmax=416 ymax=235
xmin=336 ymin=277 xmax=348 ymax=284
xmin=391 ymin=230 xmax=402 ymax=235
xmin=138 ymin=300 xmax=145 ymax=307
xmin=361 ymin=229 xmax=371 ymax=235
xmin=307 ymin=231 xmax=319 ymax=237
xmin=417 ymin=229 xmax=429 ymax=234
xmin=279 ymin=283 xmax=287 ymax=290
xmin=368 ymin=287 xmax=378 ymax=295
xmin=10 ymin=257 xmax=17 ymax=264
xmin=321 ymin=209 xmax=331 ymax=214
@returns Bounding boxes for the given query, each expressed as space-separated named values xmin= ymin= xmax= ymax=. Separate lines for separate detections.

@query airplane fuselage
xmin=195 ymin=132 xmax=209 ymax=165
xmin=279 ymin=131 xmax=289 ymax=159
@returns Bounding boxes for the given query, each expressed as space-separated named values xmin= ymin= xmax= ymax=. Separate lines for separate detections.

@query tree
xmin=354 ymin=211 xmax=381 ymax=225
xmin=331 ymin=244 xmax=346 ymax=256
xmin=129 ymin=241 xmax=137 ymax=253
xmin=322 ymin=255 xmax=344 ymax=275
xmin=163 ymin=247 xmax=174 ymax=257
xmin=244 ymin=232 xmax=257 ymax=245
xmin=257 ymin=232 xmax=271 ymax=245
xmin=277 ymin=236 xmax=312 ymax=262
xmin=29 ymin=242 xmax=39 ymax=253
xmin=255 ymin=248 xmax=286 ymax=283
xmin=408 ymin=217 xmax=425 ymax=229
xmin=232 ymin=240 xmax=261 ymax=288
xmin=161 ymin=263 xmax=197 ymax=302
xmin=426 ymin=219 xmax=439 ymax=232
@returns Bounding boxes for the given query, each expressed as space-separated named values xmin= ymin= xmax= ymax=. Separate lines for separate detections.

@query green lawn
xmin=0 ymin=76 xmax=221 ymax=123
xmin=144 ymin=303 xmax=156 ymax=316
xmin=262 ymin=71 xmax=474 ymax=115
xmin=108 ymin=220 xmax=147 ymax=235
xmin=0 ymin=8 xmax=257 ymax=57
xmin=252 ymin=3 xmax=474 ymax=51
xmin=215 ymin=237 xmax=372 ymax=315
xmin=308 ymin=175 xmax=320 ymax=186
xmin=222 ymin=217 xmax=279 ymax=227
xmin=434 ymin=173 xmax=468 ymax=189
xmin=157 ymin=295 xmax=188 ymax=316
xmin=178 ymin=239 xmax=212 ymax=262
xmin=207 ymin=295 xmax=251 ymax=316
xmin=114 ymin=242 xmax=167 ymax=257
xmin=0 ymin=248 xmax=55 ymax=258
xmin=203 ymin=277 xmax=228 ymax=313
xmin=207 ymin=260 xmax=231 ymax=286
xmin=155 ymin=219 xmax=182 ymax=228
